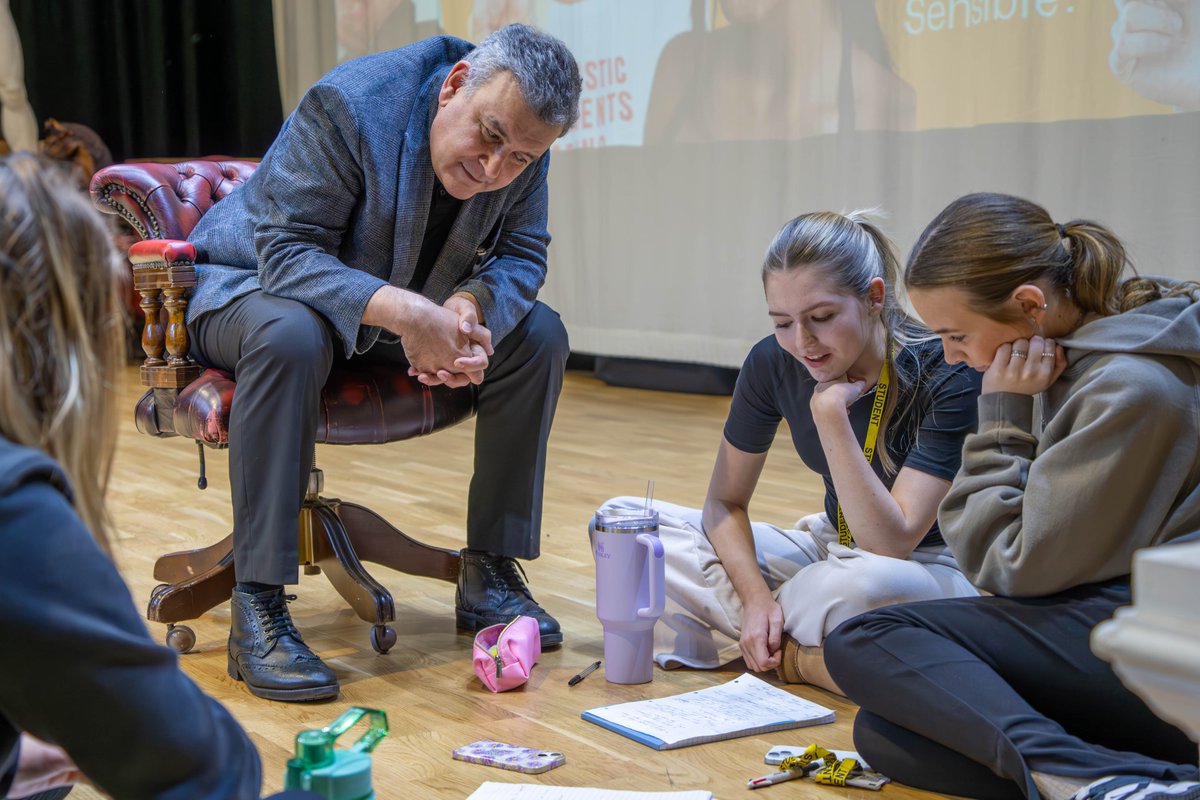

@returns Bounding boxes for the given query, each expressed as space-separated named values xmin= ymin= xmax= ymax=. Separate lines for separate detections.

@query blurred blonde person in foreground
xmin=0 ymin=154 xmax=317 ymax=800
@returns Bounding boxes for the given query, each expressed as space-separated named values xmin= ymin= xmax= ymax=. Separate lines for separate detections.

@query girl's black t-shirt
xmin=723 ymin=336 xmax=982 ymax=548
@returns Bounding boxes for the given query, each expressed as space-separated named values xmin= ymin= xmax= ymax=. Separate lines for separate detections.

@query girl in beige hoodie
xmin=825 ymin=192 xmax=1200 ymax=800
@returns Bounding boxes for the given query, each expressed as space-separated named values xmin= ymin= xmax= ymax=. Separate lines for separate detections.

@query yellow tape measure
xmin=778 ymin=745 xmax=864 ymax=786
xmin=835 ymin=357 xmax=890 ymax=547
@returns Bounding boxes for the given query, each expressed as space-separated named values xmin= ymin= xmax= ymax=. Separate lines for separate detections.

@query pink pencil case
xmin=472 ymin=615 xmax=541 ymax=692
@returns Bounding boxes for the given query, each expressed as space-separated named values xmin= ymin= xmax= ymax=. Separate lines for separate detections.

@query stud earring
xmin=1042 ymin=303 xmax=1048 ymax=310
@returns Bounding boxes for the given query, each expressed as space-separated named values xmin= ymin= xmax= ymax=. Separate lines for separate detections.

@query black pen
xmin=568 ymin=661 xmax=601 ymax=686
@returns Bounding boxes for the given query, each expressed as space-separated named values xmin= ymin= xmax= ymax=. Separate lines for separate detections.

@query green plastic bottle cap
xmin=284 ymin=707 xmax=388 ymax=800
xmin=295 ymin=729 xmax=335 ymax=769
xmin=301 ymin=751 xmax=373 ymax=800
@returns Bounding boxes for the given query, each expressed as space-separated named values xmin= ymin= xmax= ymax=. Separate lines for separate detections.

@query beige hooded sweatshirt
xmin=939 ymin=293 xmax=1200 ymax=597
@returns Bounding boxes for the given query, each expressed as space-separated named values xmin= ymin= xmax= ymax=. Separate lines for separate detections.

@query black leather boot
xmin=227 ymin=587 xmax=339 ymax=702
xmin=455 ymin=550 xmax=563 ymax=647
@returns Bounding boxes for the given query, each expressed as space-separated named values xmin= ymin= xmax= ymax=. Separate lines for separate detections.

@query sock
xmin=1033 ymin=772 xmax=1091 ymax=800
xmin=236 ymin=581 xmax=282 ymax=595
xmin=1057 ymin=775 xmax=1200 ymax=800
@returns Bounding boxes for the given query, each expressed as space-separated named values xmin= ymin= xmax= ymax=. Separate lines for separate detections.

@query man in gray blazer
xmin=185 ymin=25 xmax=581 ymax=702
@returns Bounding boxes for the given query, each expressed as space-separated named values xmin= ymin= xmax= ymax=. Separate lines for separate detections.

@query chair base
xmin=146 ymin=495 xmax=460 ymax=655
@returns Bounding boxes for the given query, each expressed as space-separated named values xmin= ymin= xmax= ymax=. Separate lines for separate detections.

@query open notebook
xmin=466 ymin=786 xmax=711 ymax=800
xmin=581 ymin=673 xmax=835 ymax=750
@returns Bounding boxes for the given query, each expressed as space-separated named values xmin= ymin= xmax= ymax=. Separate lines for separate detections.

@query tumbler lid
xmin=594 ymin=507 xmax=659 ymax=533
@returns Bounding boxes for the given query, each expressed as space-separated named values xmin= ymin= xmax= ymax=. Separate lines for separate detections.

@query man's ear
xmin=438 ymin=61 xmax=471 ymax=106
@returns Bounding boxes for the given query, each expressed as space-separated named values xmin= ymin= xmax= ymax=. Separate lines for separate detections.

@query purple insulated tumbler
xmin=591 ymin=508 xmax=665 ymax=684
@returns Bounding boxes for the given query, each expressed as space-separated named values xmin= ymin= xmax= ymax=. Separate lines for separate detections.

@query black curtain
xmin=10 ymin=0 xmax=283 ymax=161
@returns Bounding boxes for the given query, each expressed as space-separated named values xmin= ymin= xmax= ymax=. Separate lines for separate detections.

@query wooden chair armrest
xmin=130 ymin=238 xmax=197 ymax=267
xmin=129 ymin=238 xmax=201 ymax=389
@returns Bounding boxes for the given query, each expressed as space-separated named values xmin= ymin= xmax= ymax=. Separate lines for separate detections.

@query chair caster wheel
xmin=165 ymin=624 xmax=196 ymax=654
xmin=370 ymin=625 xmax=396 ymax=654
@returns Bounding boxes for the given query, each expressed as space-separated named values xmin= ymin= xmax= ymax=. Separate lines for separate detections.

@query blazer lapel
xmin=389 ymin=69 xmax=446 ymax=288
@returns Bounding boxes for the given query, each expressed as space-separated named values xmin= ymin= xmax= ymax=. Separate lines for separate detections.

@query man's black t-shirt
xmin=409 ymin=178 xmax=463 ymax=294
xmin=723 ymin=336 xmax=982 ymax=548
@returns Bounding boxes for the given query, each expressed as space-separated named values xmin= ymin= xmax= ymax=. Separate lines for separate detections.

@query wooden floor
xmin=90 ymin=365 xmax=952 ymax=800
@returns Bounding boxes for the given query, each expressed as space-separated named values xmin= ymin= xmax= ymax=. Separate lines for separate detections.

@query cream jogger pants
xmin=598 ymin=496 xmax=980 ymax=670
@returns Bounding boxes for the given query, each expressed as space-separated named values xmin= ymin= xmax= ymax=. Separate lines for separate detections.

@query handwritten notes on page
xmin=580 ymin=673 xmax=835 ymax=750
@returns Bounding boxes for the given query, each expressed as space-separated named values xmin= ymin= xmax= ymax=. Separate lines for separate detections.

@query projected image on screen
xmin=1109 ymin=0 xmax=1200 ymax=110
xmin=644 ymin=0 xmax=915 ymax=144
xmin=333 ymin=0 xmax=1192 ymax=146
xmin=326 ymin=0 xmax=1197 ymax=369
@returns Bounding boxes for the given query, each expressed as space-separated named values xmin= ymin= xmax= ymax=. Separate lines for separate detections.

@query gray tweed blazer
xmin=187 ymin=36 xmax=552 ymax=357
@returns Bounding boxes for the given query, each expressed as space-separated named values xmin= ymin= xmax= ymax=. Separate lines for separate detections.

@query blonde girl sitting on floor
xmin=597 ymin=210 xmax=982 ymax=693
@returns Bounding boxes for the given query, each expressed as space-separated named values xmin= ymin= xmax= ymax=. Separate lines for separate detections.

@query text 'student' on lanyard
xmin=835 ymin=357 xmax=890 ymax=547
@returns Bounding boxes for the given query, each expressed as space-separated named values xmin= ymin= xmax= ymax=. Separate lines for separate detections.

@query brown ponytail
xmin=907 ymin=192 xmax=1198 ymax=321
xmin=1059 ymin=219 xmax=1129 ymax=315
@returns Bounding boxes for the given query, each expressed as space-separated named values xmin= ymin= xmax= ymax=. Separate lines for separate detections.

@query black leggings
xmin=825 ymin=580 xmax=1198 ymax=799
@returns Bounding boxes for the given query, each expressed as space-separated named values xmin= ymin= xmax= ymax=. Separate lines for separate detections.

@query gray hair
xmin=762 ymin=209 xmax=937 ymax=475
xmin=463 ymin=23 xmax=582 ymax=136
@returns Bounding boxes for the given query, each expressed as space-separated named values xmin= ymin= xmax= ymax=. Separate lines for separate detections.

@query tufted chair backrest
xmin=89 ymin=159 xmax=258 ymax=241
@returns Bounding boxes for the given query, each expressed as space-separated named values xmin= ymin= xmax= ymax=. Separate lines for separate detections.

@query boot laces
xmin=251 ymin=592 xmax=302 ymax=644
xmin=486 ymin=556 xmax=534 ymax=600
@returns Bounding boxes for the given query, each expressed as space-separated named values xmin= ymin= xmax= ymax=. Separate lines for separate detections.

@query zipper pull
xmin=489 ymin=645 xmax=503 ymax=679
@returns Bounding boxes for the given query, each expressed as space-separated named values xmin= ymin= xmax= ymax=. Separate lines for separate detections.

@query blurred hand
xmin=11 ymin=733 xmax=83 ymax=797
xmin=981 ymin=336 xmax=1068 ymax=395
xmin=1111 ymin=0 xmax=1200 ymax=109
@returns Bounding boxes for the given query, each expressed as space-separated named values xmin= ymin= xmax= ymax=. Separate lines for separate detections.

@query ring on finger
xmin=1041 ymin=351 xmax=1055 ymax=358
xmin=1012 ymin=350 xmax=1028 ymax=358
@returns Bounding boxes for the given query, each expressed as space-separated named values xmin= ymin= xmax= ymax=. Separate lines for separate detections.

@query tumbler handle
xmin=635 ymin=532 xmax=665 ymax=619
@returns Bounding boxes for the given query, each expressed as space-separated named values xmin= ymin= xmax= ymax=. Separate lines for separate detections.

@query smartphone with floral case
xmin=452 ymin=740 xmax=565 ymax=774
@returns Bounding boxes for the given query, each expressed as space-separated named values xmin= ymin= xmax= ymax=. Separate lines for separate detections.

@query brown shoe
xmin=776 ymin=634 xmax=844 ymax=695
xmin=776 ymin=633 xmax=805 ymax=683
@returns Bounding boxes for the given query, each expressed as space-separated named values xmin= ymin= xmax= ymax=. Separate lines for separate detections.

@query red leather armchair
xmin=91 ymin=160 xmax=476 ymax=655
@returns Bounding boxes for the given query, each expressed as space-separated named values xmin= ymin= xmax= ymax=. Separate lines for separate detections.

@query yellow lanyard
xmin=835 ymin=357 xmax=890 ymax=547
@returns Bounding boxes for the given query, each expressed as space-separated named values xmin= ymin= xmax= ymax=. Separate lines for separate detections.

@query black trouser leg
xmin=824 ymin=580 xmax=1199 ymax=800
xmin=355 ymin=301 xmax=567 ymax=558
xmin=189 ymin=291 xmax=335 ymax=586
xmin=467 ymin=302 xmax=567 ymax=557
